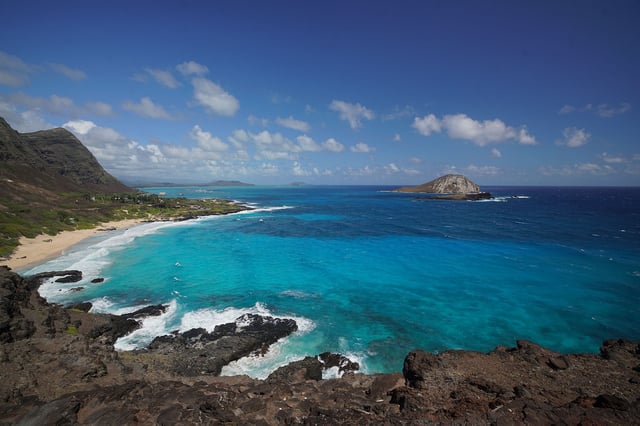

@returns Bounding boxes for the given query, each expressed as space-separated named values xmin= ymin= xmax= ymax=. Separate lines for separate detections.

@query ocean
xmin=23 ymin=186 xmax=640 ymax=378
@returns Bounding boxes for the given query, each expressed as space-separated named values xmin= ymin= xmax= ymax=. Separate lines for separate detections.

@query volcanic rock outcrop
xmin=1 ymin=265 xmax=639 ymax=424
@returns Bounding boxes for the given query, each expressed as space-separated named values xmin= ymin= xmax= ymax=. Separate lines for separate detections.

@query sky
xmin=1 ymin=0 xmax=639 ymax=186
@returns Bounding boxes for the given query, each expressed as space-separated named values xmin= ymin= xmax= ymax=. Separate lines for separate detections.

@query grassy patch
xmin=0 ymin=191 xmax=248 ymax=257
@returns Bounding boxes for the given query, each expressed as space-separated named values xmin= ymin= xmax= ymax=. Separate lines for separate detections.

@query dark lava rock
xmin=147 ymin=313 xmax=298 ymax=376
xmin=88 ymin=304 xmax=169 ymax=343
xmin=595 ymin=394 xmax=631 ymax=411
xmin=91 ymin=277 xmax=105 ymax=283
xmin=403 ymin=349 xmax=441 ymax=389
xmin=27 ymin=270 xmax=82 ymax=286
xmin=55 ymin=274 xmax=83 ymax=283
xmin=66 ymin=302 xmax=93 ymax=312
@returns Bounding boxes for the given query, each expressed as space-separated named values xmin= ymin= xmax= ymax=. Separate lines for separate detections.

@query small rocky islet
xmin=394 ymin=174 xmax=494 ymax=200
xmin=1 ymin=266 xmax=638 ymax=424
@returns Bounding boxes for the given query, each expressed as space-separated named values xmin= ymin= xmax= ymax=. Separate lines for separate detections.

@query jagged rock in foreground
xmin=1 ymin=266 xmax=639 ymax=424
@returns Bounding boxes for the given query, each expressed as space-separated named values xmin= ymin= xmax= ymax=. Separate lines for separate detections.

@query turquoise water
xmin=25 ymin=186 xmax=640 ymax=377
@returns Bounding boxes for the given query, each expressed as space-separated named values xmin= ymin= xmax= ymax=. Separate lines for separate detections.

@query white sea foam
xmin=113 ymin=299 xmax=179 ymax=351
xmin=220 ymin=313 xmax=317 ymax=379
xmin=185 ymin=303 xmax=317 ymax=379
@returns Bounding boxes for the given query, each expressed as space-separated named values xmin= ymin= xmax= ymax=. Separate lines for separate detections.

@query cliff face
xmin=0 ymin=117 xmax=130 ymax=194
xmin=1 ymin=266 xmax=639 ymax=425
xmin=395 ymin=174 xmax=481 ymax=194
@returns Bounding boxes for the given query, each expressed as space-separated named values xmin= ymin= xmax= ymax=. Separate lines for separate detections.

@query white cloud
xmin=145 ymin=68 xmax=180 ymax=88
xmin=329 ymin=100 xmax=375 ymax=129
xmin=540 ymin=162 xmax=614 ymax=177
xmin=601 ymin=153 xmax=626 ymax=164
xmin=177 ymin=61 xmax=209 ymax=76
xmin=85 ymin=101 xmax=113 ymax=116
xmin=350 ymin=142 xmax=375 ymax=153
xmin=463 ymin=164 xmax=501 ymax=176
xmin=559 ymin=105 xmax=575 ymax=114
xmin=596 ymin=102 xmax=631 ymax=118
xmin=48 ymin=63 xmax=86 ymax=80
xmin=412 ymin=114 xmax=441 ymax=136
xmin=276 ymin=116 xmax=310 ymax=132
xmin=413 ymin=113 xmax=537 ymax=146
xmin=192 ymin=77 xmax=239 ymax=116
xmin=518 ymin=128 xmax=536 ymax=145
xmin=491 ymin=148 xmax=502 ymax=158
xmin=386 ymin=163 xmax=400 ymax=173
xmin=322 ymin=138 xmax=345 ymax=153
xmin=558 ymin=102 xmax=631 ymax=118
xmin=292 ymin=161 xmax=311 ymax=176
xmin=0 ymin=51 xmax=32 ymax=87
xmin=442 ymin=114 xmax=515 ymax=146
xmin=0 ymin=102 xmax=52 ymax=132
xmin=64 ymin=119 xmax=97 ymax=134
xmin=382 ymin=105 xmax=416 ymax=121
xmin=296 ymin=135 xmax=322 ymax=152
xmin=122 ymin=97 xmax=172 ymax=119
xmin=393 ymin=133 xmax=401 ymax=142
xmin=247 ymin=115 xmax=269 ymax=127
xmin=559 ymin=127 xmax=590 ymax=148
xmin=190 ymin=125 xmax=228 ymax=152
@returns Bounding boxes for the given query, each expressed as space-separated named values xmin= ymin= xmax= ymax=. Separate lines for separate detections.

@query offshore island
xmin=1 ymin=118 xmax=639 ymax=424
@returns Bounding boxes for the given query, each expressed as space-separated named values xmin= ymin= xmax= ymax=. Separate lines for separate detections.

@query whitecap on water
xmin=113 ymin=299 xmax=179 ymax=351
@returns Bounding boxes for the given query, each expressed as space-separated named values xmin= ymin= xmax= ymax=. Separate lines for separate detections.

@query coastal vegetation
xmin=0 ymin=191 xmax=247 ymax=257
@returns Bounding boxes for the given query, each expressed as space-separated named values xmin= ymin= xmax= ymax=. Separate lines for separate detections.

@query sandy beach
xmin=1 ymin=219 xmax=144 ymax=271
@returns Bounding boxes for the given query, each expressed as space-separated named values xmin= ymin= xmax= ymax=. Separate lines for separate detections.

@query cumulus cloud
xmin=145 ymin=68 xmax=181 ymax=88
xmin=412 ymin=114 xmax=441 ymax=136
xmin=322 ymin=138 xmax=345 ymax=153
xmin=190 ymin=125 xmax=228 ymax=152
xmin=292 ymin=161 xmax=311 ymax=176
xmin=296 ymin=135 xmax=321 ymax=152
xmin=413 ymin=113 xmax=537 ymax=146
xmin=192 ymin=77 xmax=239 ymax=116
xmin=393 ymin=133 xmax=401 ymax=142
xmin=329 ymin=100 xmax=375 ymax=129
xmin=491 ymin=148 xmax=502 ymax=158
xmin=0 ymin=102 xmax=52 ymax=132
xmin=177 ymin=61 xmax=209 ymax=76
xmin=350 ymin=142 xmax=375 ymax=153
xmin=0 ymin=51 xmax=32 ymax=87
xmin=276 ymin=116 xmax=310 ymax=132
xmin=122 ymin=97 xmax=172 ymax=119
xmin=48 ymin=63 xmax=87 ymax=80
xmin=558 ymin=127 xmax=590 ymax=148
xmin=443 ymin=114 xmax=516 ymax=145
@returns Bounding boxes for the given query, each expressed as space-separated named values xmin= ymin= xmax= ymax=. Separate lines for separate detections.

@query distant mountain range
xmin=134 ymin=180 xmax=254 ymax=188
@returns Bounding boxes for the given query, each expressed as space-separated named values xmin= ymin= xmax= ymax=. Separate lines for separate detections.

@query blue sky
xmin=1 ymin=0 xmax=639 ymax=186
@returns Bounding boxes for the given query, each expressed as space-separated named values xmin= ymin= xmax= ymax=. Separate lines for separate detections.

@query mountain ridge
xmin=0 ymin=117 xmax=131 ymax=194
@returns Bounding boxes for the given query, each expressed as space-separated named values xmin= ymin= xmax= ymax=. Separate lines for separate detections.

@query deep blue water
xmin=26 ymin=186 xmax=640 ymax=377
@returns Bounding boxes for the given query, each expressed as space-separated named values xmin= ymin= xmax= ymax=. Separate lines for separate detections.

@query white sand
xmin=1 ymin=219 xmax=143 ymax=270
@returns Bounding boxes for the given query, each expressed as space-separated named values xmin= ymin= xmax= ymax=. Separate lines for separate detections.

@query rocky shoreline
xmin=1 ymin=266 xmax=638 ymax=424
